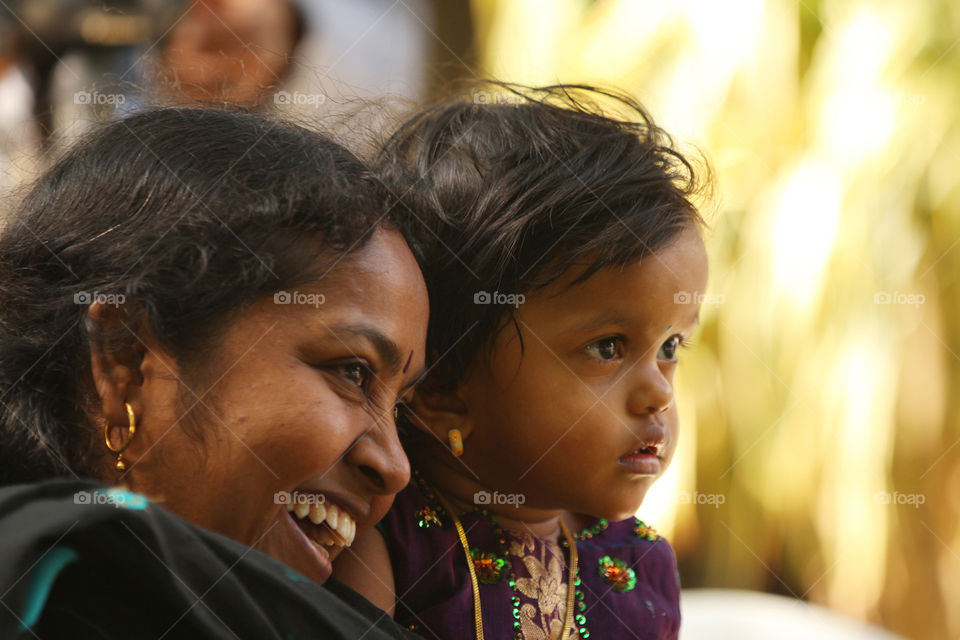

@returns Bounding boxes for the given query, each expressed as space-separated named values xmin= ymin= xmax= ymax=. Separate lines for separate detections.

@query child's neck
xmin=414 ymin=459 xmax=590 ymax=543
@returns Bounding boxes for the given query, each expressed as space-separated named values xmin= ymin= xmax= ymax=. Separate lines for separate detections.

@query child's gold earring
xmin=447 ymin=428 xmax=464 ymax=457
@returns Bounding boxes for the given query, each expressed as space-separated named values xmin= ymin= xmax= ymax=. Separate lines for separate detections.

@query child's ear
xmin=404 ymin=386 xmax=473 ymax=442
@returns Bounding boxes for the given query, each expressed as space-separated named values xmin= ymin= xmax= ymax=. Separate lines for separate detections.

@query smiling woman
xmin=0 ymin=107 xmax=428 ymax=638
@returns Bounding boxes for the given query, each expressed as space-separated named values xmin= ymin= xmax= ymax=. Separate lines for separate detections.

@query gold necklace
xmin=435 ymin=492 xmax=578 ymax=640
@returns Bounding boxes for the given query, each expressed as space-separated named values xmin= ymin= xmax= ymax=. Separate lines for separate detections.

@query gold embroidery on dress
xmin=508 ymin=530 xmax=579 ymax=640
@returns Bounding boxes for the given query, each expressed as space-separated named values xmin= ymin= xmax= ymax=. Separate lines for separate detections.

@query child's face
xmin=457 ymin=227 xmax=708 ymax=521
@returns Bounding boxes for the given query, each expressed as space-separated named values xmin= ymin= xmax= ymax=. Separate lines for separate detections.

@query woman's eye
xmin=658 ymin=336 xmax=684 ymax=361
xmin=337 ymin=362 xmax=370 ymax=389
xmin=585 ymin=337 xmax=622 ymax=361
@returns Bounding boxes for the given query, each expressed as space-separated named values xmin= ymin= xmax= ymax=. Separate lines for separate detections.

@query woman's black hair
xmin=380 ymin=83 xmax=709 ymax=394
xmin=0 ymin=107 xmax=393 ymax=484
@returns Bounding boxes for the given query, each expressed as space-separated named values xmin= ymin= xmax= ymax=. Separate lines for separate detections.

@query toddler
xmin=335 ymin=84 xmax=710 ymax=640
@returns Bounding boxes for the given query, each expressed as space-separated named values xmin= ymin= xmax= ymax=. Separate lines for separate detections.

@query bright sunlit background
xmin=464 ymin=2 xmax=958 ymax=638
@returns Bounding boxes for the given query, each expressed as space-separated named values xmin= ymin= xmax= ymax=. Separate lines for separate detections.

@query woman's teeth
xmin=286 ymin=498 xmax=356 ymax=547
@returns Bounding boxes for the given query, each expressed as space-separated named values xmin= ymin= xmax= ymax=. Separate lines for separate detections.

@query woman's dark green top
xmin=0 ymin=479 xmax=419 ymax=639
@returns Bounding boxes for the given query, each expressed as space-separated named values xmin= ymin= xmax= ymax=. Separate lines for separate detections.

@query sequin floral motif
xmin=597 ymin=556 xmax=637 ymax=592
xmin=633 ymin=519 xmax=660 ymax=541
xmin=471 ymin=548 xmax=508 ymax=584
xmin=415 ymin=505 xmax=442 ymax=529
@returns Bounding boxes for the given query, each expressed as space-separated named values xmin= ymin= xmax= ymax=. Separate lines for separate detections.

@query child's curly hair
xmin=379 ymin=82 xmax=711 ymax=395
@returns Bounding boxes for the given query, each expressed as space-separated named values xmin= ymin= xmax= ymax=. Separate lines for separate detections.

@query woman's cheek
xmin=367 ymin=494 xmax=396 ymax=530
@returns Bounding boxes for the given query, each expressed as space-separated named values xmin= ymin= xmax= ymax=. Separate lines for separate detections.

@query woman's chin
xmin=258 ymin=510 xmax=335 ymax=584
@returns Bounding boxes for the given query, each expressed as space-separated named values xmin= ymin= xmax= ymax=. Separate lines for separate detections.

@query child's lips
xmin=618 ymin=445 xmax=662 ymax=475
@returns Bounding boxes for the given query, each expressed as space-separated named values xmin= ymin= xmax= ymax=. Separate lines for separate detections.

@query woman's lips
xmin=618 ymin=446 xmax=662 ymax=475
xmin=278 ymin=493 xmax=360 ymax=583
xmin=280 ymin=508 xmax=334 ymax=583
xmin=286 ymin=498 xmax=357 ymax=547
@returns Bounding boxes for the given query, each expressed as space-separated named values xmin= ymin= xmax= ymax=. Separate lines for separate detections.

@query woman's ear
xmin=87 ymin=300 xmax=178 ymax=473
xmin=88 ymin=301 xmax=146 ymax=438
xmin=404 ymin=385 xmax=473 ymax=443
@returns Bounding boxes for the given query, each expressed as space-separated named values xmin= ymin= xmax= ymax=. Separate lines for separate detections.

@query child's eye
xmin=658 ymin=335 xmax=690 ymax=362
xmin=585 ymin=337 xmax=622 ymax=361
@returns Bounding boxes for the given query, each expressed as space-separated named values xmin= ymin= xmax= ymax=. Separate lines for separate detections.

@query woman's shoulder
xmin=0 ymin=479 xmax=420 ymax=640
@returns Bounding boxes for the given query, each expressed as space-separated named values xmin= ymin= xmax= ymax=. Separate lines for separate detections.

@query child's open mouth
xmin=618 ymin=445 xmax=662 ymax=475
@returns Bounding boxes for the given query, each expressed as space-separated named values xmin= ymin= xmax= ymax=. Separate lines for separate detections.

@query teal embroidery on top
xmin=20 ymin=547 xmax=79 ymax=631
xmin=104 ymin=488 xmax=148 ymax=510
xmin=282 ymin=567 xmax=311 ymax=584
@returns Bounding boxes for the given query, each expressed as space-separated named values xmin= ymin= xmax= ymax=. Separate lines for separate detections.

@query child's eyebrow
xmin=565 ymin=308 xmax=700 ymax=337
xmin=670 ymin=312 xmax=700 ymax=334
xmin=565 ymin=311 xmax=637 ymax=335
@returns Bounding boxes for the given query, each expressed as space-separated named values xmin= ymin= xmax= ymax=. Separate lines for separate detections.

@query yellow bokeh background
xmin=471 ymin=1 xmax=960 ymax=638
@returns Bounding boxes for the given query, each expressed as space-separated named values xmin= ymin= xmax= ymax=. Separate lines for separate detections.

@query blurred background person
xmin=0 ymin=0 xmax=438 ymax=199
xmin=155 ymin=0 xmax=435 ymax=115
xmin=156 ymin=0 xmax=302 ymax=107
xmin=0 ymin=13 xmax=39 ymax=201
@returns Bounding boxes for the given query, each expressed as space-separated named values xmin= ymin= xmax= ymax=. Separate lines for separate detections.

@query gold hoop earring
xmin=104 ymin=402 xmax=137 ymax=472
xmin=447 ymin=428 xmax=464 ymax=457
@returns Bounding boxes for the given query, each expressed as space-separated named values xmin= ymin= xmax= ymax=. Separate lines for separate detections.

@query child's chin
xmin=587 ymin=502 xmax=645 ymax=523
xmin=602 ymin=494 xmax=652 ymax=521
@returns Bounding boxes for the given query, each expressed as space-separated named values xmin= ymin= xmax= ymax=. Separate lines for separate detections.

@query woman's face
xmin=112 ymin=229 xmax=428 ymax=583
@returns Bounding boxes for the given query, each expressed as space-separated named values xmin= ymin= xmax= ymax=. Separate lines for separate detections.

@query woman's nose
xmin=346 ymin=417 xmax=411 ymax=496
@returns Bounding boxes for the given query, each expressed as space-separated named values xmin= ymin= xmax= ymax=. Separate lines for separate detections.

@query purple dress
xmin=378 ymin=478 xmax=681 ymax=639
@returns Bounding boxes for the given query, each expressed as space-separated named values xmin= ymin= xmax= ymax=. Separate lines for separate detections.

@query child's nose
xmin=626 ymin=363 xmax=673 ymax=415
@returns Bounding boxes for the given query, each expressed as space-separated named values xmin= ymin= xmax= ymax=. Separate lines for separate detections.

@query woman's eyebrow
xmin=327 ymin=323 xmax=403 ymax=372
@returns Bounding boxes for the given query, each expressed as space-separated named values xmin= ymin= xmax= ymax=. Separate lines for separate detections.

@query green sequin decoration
xmin=470 ymin=548 xmax=509 ymax=584
xmin=574 ymin=518 xmax=609 ymax=541
xmin=412 ymin=470 xmax=590 ymax=638
xmin=633 ymin=518 xmax=661 ymax=541
xmin=597 ymin=555 xmax=637 ymax=592
xmin=415 ymin=505 xmax=443 ymax=528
